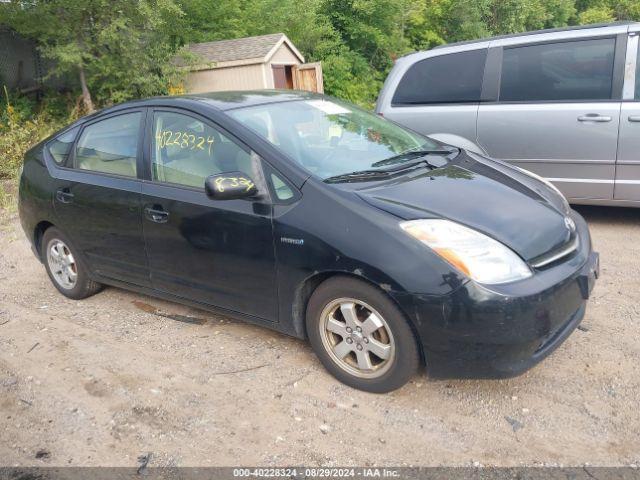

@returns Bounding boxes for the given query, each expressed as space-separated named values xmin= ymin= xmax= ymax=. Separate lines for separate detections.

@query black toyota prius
xmin=18 ymin=90 xmax=599 ymax=392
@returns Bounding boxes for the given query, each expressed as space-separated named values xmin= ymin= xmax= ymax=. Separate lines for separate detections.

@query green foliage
xmin=1 ymin=0 xmax=188 ymax=108
xmin=174 ymin=0 xmax=245 ymax=43
xmin=0 ymin=88 xmax=71 ymax=180
xmin=577 ymin=6 xmax=615 ymax=24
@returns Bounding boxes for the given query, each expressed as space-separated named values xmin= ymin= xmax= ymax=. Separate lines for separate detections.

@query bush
xmin=0 ymin=87 xmax=70 ymax=181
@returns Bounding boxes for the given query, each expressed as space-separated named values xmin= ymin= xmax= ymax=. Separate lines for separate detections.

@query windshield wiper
xmin=371 ymin=147 xmax=459 ymax=168
xmin=324 ymin=169 xmax=393 ymax=183
xmin=324 ymin=147 xmax=460 ymax=184
xmin=324 ymin=158 xmax=436 ymax=183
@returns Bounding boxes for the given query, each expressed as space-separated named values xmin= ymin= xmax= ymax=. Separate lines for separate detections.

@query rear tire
xmin=306 ymin=276 xmax=420 ymax=393
xmin=42 ymin=227 xmax=102 ymax=300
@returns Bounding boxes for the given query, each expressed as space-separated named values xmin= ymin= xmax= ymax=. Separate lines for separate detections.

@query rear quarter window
xmin=392 ymin=49 xmax=487 ymax=105
xmin=47 ymin=127 xmax=79 ymax=165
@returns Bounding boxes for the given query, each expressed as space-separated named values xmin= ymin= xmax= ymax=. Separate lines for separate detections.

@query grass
xmin=0 ymin=179 xmax=17 ymax=210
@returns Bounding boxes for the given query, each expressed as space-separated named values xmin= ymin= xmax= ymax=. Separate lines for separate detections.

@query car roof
xmin=181 ymin=89 xmax=324 ymax=110
xmin=90 ymin=89 xmax=324 ymax=120
xmin=430 ymin=21 xmax=637 ymax=51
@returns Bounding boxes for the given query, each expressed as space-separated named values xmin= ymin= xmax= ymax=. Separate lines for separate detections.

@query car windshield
xmin=228 ymin=98 xmax=437 ymax=180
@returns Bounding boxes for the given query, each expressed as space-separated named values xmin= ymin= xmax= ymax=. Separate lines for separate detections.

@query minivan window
xmin=392 ymin=49 xmax=487 ymax=105
xmin=151 ymin=111 xmax=254 ymax=189
xmin=48 ymin=127 xmax=79 ymax=165
xmin=75 ymin=113 xmax=141 ymax=177
xmin=500 ymin=38 xmax=616 ymax=102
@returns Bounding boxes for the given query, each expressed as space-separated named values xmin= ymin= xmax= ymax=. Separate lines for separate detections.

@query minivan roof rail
xmin=430 ymin=21 xmax=637 ymax=51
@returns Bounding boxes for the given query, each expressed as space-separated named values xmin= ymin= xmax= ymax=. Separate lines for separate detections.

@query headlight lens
xmin=400 ymin=219 xmax=532 ymax=284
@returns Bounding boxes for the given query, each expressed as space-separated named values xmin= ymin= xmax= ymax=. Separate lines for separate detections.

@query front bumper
xmin=396 ymin=211 xmax=599 ymax=379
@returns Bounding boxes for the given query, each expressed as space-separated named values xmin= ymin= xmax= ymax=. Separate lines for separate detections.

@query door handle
xmin=144 ymin=206 xmax=169 ymax=223
xmin=55 ymin=188 xmax=74 ymax=204
xmin=577 ymin=114 xmax=612 ymax=123
xmin=629 ymin=115 xmax=640 ymax=123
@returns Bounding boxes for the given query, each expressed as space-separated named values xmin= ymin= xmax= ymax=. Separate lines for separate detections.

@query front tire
xmin=42 ymin=227 xmax=102 ymax=300
xmin=306 ymin=276 xmax=420 ymax=393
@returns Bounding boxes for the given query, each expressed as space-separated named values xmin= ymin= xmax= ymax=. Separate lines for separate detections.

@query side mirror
xmin=205 ymin=172 xmax=258 ymax=200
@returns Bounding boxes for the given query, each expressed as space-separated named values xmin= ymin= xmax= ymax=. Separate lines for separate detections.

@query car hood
xmin=354 ymin=154 xmax=573 ymax=262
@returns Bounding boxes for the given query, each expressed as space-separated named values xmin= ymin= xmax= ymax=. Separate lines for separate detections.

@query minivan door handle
xmin=144 ymin=206 xmax=170 ymax=224
xmin=55 ymin=188 xmax=74 ymax=204
xmin=577 ymin=114 xmax=612 ymax=123
xmin=628 ymin=115 xmax=640 ymax=123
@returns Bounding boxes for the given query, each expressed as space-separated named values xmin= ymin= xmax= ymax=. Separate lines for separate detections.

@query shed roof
xmin=180 ymin=33 xmax=305 ymax=70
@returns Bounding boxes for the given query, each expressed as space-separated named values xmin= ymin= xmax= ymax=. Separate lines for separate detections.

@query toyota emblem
xmin=564 ymin=216 xmax=576 ymax=232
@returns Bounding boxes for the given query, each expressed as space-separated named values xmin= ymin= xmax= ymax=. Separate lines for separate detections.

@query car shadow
xmin=572 ymin=204 xmax=640 ymax=225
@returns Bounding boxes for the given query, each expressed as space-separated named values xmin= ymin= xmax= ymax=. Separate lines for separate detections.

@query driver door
xmin=141 ymin=108 xmax=278 ymax=321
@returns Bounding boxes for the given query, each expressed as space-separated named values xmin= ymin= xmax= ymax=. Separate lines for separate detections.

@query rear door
xmin=140 ymin=108 xmax=278 ymax=321
xmin=51 ymin=109 xmax=150 ymax=286
xmin=477 ymin=32 xmax=626 ymax=200
xmin=615 ymin=28 xmax=640 ymax=201
xmin=378 ymin=47 xmax=488 ymax=141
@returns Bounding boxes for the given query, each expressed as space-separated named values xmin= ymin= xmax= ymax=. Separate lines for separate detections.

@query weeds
xmin=0 ymin=87 xmax=75 ymax=181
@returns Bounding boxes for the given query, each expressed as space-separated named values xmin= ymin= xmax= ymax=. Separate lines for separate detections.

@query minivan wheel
xmin=42 ymin=227 xmax=102 ymax=300
xmin=306 ymin=277 xmax=420 ymax=393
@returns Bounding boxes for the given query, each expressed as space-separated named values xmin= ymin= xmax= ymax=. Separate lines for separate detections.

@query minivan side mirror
xmin=205 ymin=172 xmax=258 ymax=200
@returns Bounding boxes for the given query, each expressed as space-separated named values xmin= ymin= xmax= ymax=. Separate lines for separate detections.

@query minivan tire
xmin=306 ymin=276 xmax=420 ymax=393
xmin=42 ymin=227 xmax=102 ymax=300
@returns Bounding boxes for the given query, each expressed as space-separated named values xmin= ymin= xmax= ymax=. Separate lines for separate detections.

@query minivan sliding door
xmin=615 ymin=29 xmax=640 ymax=201
xmin=477 ymin=34 xmax=626 ymax=201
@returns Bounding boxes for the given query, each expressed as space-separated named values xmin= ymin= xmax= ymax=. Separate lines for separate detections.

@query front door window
xmin=151 ymin=111 xmax=257 ymax=189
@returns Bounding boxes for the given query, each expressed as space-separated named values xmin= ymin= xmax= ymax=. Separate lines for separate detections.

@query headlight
xmin=515 ymin=166 xmax=570 ymax=214
xmin=400 ymin=219 xmax=532 ymax=284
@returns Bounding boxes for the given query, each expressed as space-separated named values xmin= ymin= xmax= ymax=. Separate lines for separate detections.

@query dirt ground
xmin=0 ymin=205 xmax=639 ymax=468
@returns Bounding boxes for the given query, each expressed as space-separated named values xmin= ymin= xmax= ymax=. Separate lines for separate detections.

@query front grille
xmin=530 ymin=235 xmax=579 ymax=269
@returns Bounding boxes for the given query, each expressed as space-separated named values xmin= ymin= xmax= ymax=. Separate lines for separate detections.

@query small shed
xmin=180 ymin=33 xmax=323 ymax=94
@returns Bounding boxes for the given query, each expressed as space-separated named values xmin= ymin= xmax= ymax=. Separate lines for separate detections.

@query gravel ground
xmin=0 ymin=205 xmax=638 ymax=467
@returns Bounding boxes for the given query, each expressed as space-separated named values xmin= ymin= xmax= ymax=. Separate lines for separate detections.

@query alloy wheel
xmin=46 ymin=239 xmax=77 ymax=290
xmin=319 ymin=298 xmax=395 ymax=379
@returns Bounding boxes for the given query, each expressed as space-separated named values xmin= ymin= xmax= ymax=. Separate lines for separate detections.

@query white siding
xmin=185 ymin=63 xmax=266 ymax=93
xmin=269 ymin=43 xmax=302 ymax=65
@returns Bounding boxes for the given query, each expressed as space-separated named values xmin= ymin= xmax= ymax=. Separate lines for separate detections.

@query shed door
xmin=272 ymin=65 xmax=293 ymax=89
xmin=293 ymin=62 xmax=324 ymax=93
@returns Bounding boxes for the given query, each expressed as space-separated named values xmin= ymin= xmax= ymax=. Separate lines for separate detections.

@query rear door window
xmin=500 ymin=38 xmax=616 ymax=102
xmin=75 ymin=112 xmax=141 ymax=177
xmin=392 ymin=49 xmax=487 ymax=105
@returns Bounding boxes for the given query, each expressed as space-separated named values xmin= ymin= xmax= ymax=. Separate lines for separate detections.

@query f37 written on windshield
xmin=156 ymin=129 xmax=215 ymax=155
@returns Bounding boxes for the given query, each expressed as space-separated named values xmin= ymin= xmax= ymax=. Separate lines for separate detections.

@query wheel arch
xmin=33 ymin=220 xmax=55 ymax=261
xmin=291 ymin=271 xmax=426 ymax=364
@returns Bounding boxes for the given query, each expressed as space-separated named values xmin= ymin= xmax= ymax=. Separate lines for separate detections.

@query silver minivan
xmin=377 ymin=22 xmax=640 ymax=207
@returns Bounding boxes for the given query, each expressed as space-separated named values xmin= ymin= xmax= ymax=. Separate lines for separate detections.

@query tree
xmin=173 ymin=0 xmax=246 ymax=44
xmin=576 ymin=0 xmax=640 ymax=22
xmin=1 ymin=0 xmax=184 ymax=112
